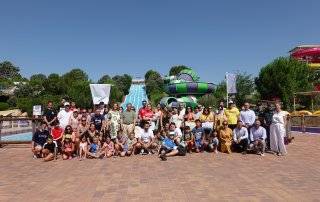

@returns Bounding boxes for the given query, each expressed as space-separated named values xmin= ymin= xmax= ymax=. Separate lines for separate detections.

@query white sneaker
xmin=260 ymin=153 xmax=265 ymax=157
xmin=140 ymin=149 xmax=145 ymax=155
xmin=33 ymin=155 xmax=38 ymax=159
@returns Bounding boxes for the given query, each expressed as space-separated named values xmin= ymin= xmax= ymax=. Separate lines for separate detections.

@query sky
xmin=1 ymin=0 xmax=320 ymax=84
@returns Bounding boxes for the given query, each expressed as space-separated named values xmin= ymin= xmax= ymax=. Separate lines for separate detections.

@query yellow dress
xmin=219 ymin=128 xmax=232 ymax=153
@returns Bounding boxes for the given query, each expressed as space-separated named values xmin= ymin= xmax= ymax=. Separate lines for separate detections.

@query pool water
xmin=1 ymin=132 xmax=33 ymax=142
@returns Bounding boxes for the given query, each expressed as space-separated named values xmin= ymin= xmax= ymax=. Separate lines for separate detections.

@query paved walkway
xmin=1 ymin=134 xmax=320 ymax=201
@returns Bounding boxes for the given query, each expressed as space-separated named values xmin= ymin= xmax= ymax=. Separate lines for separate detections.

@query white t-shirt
xmin=57 ymin=110 xmax=72 ymax=129
xmin=171 ymin=128 xmax=182 ymax=138
xmin=135 ymin=127 xmax=154 ymax=143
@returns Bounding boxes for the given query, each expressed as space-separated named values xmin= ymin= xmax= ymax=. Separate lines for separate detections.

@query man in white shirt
xmin=240 ymin=102 xmax=256 ymax=129
xmin=57 ymin=102 xmax=72 ymax=130
xmin=232 ymin=120 xmax=249 ymax=154
xmin=135 ymin=121 xmax=157 ymax=154
xmin=250 ymin=119 xmax=267 ymax=156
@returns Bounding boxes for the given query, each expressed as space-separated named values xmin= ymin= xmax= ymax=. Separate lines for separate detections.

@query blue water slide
xmin=121 ymin=83 xmax=148 ymax=110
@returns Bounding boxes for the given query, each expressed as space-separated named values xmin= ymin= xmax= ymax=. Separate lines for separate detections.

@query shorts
xmin=79 ymin=143 xmax=87 ymax=150
xmin=195 ymin=139 xmax=202 ymax=148
xmin=208 ymin=138 xmax=219 ymax=149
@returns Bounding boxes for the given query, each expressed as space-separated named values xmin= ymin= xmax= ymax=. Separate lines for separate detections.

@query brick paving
xmin=1 ymin=134 xmax=320 ymax=201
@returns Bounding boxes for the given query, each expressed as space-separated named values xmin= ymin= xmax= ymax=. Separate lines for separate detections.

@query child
xmin=115 ymin=130 xmax=128 ymax=157
xmin=87 ymin=137 xmax=105 ymax=159
xmin=102 ymin=136 xmax=115 ymax=158
xmin=51 ymin=121 xmax=63 ymax=153
xmin=182 ymin=126 xmax=194 ymax=153
xmin=79 ymin=135 xmax=88 ymax=160
xmin=154 ymin=130 xmax=165 ymax=149
xmin=192 ymin=119 xmax=205 ymax=153
xmin=62 ymin=125 xmax=76 ymax=143
xmin=203 ymin=130 xmax=219 ymax=153
xmin=125 ymin=134 xmax=137 ymax=156
xmin=62 ymin=137 xmax=74 ymax=160
xmin=42 ymin=136 xmax=58 ymax=162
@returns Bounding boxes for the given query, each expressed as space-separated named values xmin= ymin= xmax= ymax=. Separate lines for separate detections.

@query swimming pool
xmin=1 ymin=132 xmax=33 ymax=142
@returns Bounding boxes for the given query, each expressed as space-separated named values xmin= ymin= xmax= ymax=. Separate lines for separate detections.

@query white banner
xmin=226 ymin=73 xmax=237 ymax=94
xmin=89 ymin=84 xmax=111 ymax=105
xmin=33 ymin=105 xmax=42 ymax=116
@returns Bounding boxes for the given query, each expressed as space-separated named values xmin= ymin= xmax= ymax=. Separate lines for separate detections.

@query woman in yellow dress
xmin=219 ymin=120 xmax=233 ymax=154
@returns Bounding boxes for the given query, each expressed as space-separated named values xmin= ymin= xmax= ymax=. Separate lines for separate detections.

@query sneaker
xmin=140 ymin=149 xmax=145 ymax=155
xmin=241 ymin=151 xmax=247 ymax=155
xmin=214 ymin=150 xmax=218 ymax=154
xmin=33 ymin=155 xmax=38 ymax=159
xmin=159 ymin=153 xmax=167 ymax=161
xmin=260 ymin=153 xmax=265 ymax=157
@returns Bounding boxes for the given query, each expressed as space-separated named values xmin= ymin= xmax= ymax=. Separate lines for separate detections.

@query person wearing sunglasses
xmin=219 ymin=120 xmax=233 ymax=154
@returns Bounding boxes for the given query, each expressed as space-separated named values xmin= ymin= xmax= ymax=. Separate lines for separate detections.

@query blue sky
xmin=1 ymin=0 xmax=319 ymax=83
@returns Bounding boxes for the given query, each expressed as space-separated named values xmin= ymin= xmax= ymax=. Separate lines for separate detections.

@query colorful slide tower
xmin=290 ymin=45 xmax=320 ymax=90
xmin=160 ymin=68 xmax=215 ymax=108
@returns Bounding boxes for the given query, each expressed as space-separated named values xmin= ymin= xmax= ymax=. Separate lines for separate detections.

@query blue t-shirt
xmin=91 ymin=114 xmax=105 ymax=131
xmin=32 ymin=130 xmax=50 ymax=146
xmin=162 ymin=138 xmax=176 ymax=150
xmin=192 ymin=127 xmax=205 ymax=141
xmin=89 ymin=143 xmax=99 ymax=153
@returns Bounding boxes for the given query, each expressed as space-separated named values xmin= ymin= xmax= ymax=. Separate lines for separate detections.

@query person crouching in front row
xmin=232 ymin=120 xmax=249 ymax=154
xmin=219 ymin=120 xmax=233 ymax=154
xmin=249 ymin=119 xmax=267 ymax=156
xmin=42 ymin=136 xmax=58 ymax=162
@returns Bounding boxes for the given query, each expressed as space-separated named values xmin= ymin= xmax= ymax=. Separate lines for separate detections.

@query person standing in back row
xmin=57 ymin=102 xmax=73 ymax=130
xmin=240 ymin=102 xmax=256 ymax=131
xmin=122 ymin=103 xmax=136 ymax=138
xmin=270 ymin=102 xmax=287 ymax=156
xmin=224 ymin=101 xmax=239 ymax=130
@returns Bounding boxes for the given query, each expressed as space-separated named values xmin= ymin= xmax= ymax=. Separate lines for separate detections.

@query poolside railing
xmin=0 ymin=116 xmax=43 ymax=146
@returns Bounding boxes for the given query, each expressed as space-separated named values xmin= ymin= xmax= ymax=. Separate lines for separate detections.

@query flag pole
xmin=226 ymin=72 xmax=228 ymax=107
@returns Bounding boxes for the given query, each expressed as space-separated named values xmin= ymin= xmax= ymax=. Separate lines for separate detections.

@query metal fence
xmin=290 ymin=115 xmax=320 ymax=134
xmin=0 ymin=116 xmax=43 ymax=146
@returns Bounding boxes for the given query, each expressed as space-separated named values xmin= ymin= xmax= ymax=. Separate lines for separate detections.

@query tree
xmin=0 ymin=61 xmax=22 ymax=80
xmin=98 ymin=75 xmax=111 ymax=84
xmin=62 ymin=68 xmax=88 ymax=86
xmin=67 ymin=81 xmax=92 ymax=108
xmin=212 ymin=72 xmax=256 ymax=107
xmin=144 ymin=70 xmax=165 ymax=103
xmin=29 ymin=74 xmax=47 ymax=92
xmin=43 ymin=73 xmax=66 ymax=95
xmin=169 ymin=65 xmax=191 ymax=76
xmin=255 ymin=57 xmax=313 ymax=109
xmin=112 ymin=74 xmax=132 ymax=95
xmin=234 ymin=73 xmax=255 ymax=107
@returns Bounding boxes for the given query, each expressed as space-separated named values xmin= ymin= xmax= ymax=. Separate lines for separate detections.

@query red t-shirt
xmin=138 ymin=107 xmax=147 ymax=119
xmin=51 ymin=127 xmax=63 ymax=141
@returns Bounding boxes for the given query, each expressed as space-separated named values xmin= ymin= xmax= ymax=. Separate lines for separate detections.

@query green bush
xmin=0 ymin=102 xmax=9 ymax=111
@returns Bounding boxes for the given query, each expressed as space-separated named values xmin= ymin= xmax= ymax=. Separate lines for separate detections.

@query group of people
xmin=31 ymin=99 xmax=289 ymax=162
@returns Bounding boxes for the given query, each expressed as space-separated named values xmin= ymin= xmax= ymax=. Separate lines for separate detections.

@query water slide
xmin=121 ymin=83 xmax=148 ymax=110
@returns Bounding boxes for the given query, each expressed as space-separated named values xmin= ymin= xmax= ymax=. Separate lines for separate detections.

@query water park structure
xmin=160 ymin=68 xmax=215 ymax=108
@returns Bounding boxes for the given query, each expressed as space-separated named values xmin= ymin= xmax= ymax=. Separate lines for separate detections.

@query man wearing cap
xmin=232 ymin=120 xmax=249 ymax=154
xmin=57 ymin=102 xmax=73 ymax=129
xmin=122 ymin=103 xmax=136 ymax=138
xmin=224 ymin=101 xmax=240 ymax=130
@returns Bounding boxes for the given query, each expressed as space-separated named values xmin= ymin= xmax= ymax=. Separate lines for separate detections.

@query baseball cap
xmin=64 ymin=102 xmax=70 ymax=106
xmin=228 ymin=100 xmax=234 ymax=104
xmin=169 ymin=131 xmax=175 ymax=136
